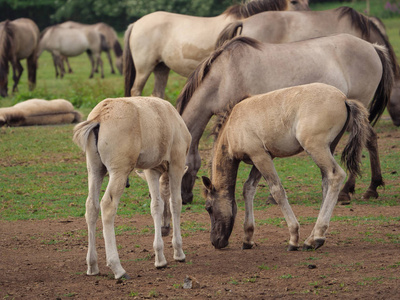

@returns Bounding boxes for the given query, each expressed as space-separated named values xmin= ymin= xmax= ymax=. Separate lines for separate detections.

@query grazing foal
xmin=203 ymin=83 xmax=370 ymax=250
xmin=73 ymin=97 xmax=191 ymax=279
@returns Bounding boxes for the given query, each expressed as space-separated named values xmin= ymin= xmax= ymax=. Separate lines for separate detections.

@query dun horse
xmin=202 ymin=83 xmax=370 ymax=251
xmin=123 ymin=0 xmax=309 ymax=98
xmin=73 ymin=97 xmax=191 ymax=280
xmin=176 ymin=35 xmax=393 ymax=204
xmin=59 ymin=21 xmax=123 ymax=75
xmin=0 ymin=18 xmax=39 ymax=97
xmin=216 ymin=6 xmax=400 ymax=125
xmin=38 ymin=25 xmax=104 ymax=79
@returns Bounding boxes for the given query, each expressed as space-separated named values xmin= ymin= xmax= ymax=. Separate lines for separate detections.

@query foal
xmin=73 ymin=97 xmax=191 ymax=279
xmin=202 ymin=83 xmax=370 ymax=251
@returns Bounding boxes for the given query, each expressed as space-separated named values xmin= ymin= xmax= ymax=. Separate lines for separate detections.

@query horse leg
xmin=251 ymin=153 xmax=300 ymax=251
xmin=12 ymin=60 xmax=23 ymax=93
xmin=152 ymin=62 xmax=170 ymax=99
xmin=167 ymin=163 xmax=186 ymax=263
xmin=159 ymin=172 xmax=171 ymax=237
xmin=26 ymin=54 xmax=37 ymax=91
xmin=106 ymin=50 xmax=116 ymax=74
xmin=303 ymin=150 xmax=346 ymax=250
xmin=84 ymin=137 xmax=107 ymax=276
xmin=101 ymin=171 xmax=130 ymax=279
xmin=86 ymin=52 xmax=95 ymax=78
xmin=96 ymin=54 xmax=104 ymax=78
xmin=65 ymin=57 xmax=73 ymax=73
xmin=242 ymin=166 xmax=262 ymax=249
xmin=362 ymin=126 xmax=384 ymax=199
xmin=51 ymin=54 xmax=59 ymax=78
xmin=144 ymin=169 xmax=167 ymax=268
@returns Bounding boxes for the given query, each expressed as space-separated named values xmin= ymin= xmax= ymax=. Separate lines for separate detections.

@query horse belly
xmin=59 ymin=36 xmax=88 ymax=56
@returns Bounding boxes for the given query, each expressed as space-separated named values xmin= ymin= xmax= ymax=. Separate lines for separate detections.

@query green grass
xmin=0 ymin=3 xmax=399 ymax=221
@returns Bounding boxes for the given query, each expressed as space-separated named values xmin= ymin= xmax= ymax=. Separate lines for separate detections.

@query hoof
xmin=117 ymin=273 xmax=131 ymax=280
xmin=287 ymin=244 xmax=299 ymax=251
xmin=302 ymin=244 xmax=314 ymax=251
xmin=362 ymin=189 xmax=379 ymax=200
xmin=161 ymin=226 xmax=170 ymax=237
xmin=314 ymin=239 xmax=325 ymax=250
xmin=156 ymin=264 xmax=168 ymax=269
xmin=338 ymin=192 xmax=351 ymax=205
xmin=242 ymin=242 xmax=254 ymax=250
xmin=175 ymin=258 xmax=186 ymax=263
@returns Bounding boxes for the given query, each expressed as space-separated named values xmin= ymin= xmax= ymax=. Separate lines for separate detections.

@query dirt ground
xmin=1 ymin=204 xmax=400 ymax=299
xmin=1 ymin=117 xmax=399 ymax=299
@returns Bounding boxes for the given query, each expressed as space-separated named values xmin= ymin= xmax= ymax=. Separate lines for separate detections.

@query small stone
xmin=183 ymin=275 xmax=200 ymax=289
xmin=308 ymin=264 xmax=317 ymax=269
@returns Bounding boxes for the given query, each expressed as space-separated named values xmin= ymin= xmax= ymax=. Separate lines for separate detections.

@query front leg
xmin=242 ymin=166 xmax=262 ymax=249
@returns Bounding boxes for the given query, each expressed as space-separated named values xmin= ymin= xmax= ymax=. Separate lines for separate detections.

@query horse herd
xmin=2 ymin=0 xmax=400 ymax=280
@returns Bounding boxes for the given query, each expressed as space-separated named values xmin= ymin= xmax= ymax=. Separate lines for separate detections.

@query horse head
xmin=202 ymin=176 xmax=237 ymax=249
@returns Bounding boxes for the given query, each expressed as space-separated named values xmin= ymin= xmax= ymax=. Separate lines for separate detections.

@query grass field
xmin=0 ymin=1 xmax=400 ymax=221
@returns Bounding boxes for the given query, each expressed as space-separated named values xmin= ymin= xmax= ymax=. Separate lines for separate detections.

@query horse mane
xmin=176 ymin=37 xmax=261 ymax=114
xmin=337 ymin=6 xmax=400 ymax=77
xmin=0 ymin=20 xmax=14 ymax=83
xmin=40 ymin=25 xmax=56 ymax=40
xmin=223 ymin=0 xmax=288 ymax=18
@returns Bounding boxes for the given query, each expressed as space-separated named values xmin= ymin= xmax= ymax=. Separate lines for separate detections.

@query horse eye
xmin=205 ymin=205 xmax=212 ymax=213
xmin=291 ymin=0 xmax=298 ymax=4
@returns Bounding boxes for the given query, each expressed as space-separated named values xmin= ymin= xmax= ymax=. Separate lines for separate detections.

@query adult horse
xmin=176 ymin=35 xmax=393 ymax=204
xmin=38 ymin=25 xmax=104 ymax=79
xmin=0 ymin=18 xmax=39 ymax=97
xmin=73 ymin=96 xmax=191 ymax=280
xmin=59 ymin=21 xmax=123 ymax=75
xmin=123 ymin=0 xmax=309 ymax=98
xmin=202 ymin=83 xmax=370 ymax=250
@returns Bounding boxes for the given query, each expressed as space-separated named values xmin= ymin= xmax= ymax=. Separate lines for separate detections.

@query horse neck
xmin=211 ymin=128 xmax=240 ymax=198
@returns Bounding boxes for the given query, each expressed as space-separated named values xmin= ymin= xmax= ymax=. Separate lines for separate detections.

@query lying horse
xmin=38 ymin=25 xmax=104 ymax=79
xmin=0 ymin=99 xmax=82 ymax=127
xmin=59 ymin=21 xmax=123 ymax=75
xmin=202 ymin=83 xmax=370 ymax=250
xmin=123 ymin=0 xmax=309 ymax=98
xmin=176 ymin=35 xmax=393 ymax=204
xmin=215 ymin=6 xmax=400 ymax=126
xmin=73 ymin=97 xmax=191 ymax=280
xmin=0 ymin=18 xmax=40 ymax=97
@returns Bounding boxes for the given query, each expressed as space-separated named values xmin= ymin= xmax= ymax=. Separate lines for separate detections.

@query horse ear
xmin=183 ymin=166 xmax=189 ymax=174
xmin=202 ymin=176 xmax=213 ymax=192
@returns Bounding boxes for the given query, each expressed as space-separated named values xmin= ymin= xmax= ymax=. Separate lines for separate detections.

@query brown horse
xmin=73 ymin=96 xmax=191 ymax=280
xmin=0 ymin=18 xmax=40 ymax=97
xmin=59 ymin=21 xmax=123 ymax=75
xmin=202 ymin=83 xmax=370 ymax=250
xmin=123 ymin=0 xmax=309 ymax=98
xmin=176 ymin=35 xmax=393 ymax=205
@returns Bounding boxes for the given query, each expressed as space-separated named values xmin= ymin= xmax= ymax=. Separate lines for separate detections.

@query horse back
xmin=10 ymin=18 xmax=40 ymax=59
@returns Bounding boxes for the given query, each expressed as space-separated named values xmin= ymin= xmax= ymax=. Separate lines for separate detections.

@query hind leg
xmin=11 ymin=60 xmax=23 ymax=93
xmin=144 ymin=169 xmax=168 ymax=268
xmin=242 ymin=166 xmax=262 ymax=249
xmin=152 ymin=62 xmax=170 ymax=99
xmin=168 ymin=164 xmax=186 ymax=262
xmin=86 ymin=52 xmax=96 ymax=78
xmin=303 ymin=149 xmax=346 ymax=250
xmin=26 ymin=54 xmax=37 ymax=91
xmin=101 ymin=170 xmax=131 ymax=279
xmin=85 ymin=139 xmax=107 ymax=276
xmin=251 ymin=153 xmax=300 ymax=251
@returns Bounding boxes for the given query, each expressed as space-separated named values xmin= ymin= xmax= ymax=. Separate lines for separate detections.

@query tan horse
xmin=73 ymin=97 xmax=191 ymax=280
xmin=38 ymin=25 xmax=104 ymax=79
xmin=59 ymin=21 xmax=123 ymax=74
xmin=0 ymin=18 xmax=39 ymax=97
xmin=123 ymin=0 xmax=309 ymax=98
xmin=202 ymin=83 xmax=370 ymax=251
xmin=216 ymin=6 xmax=400 ymax=127
xmin=0 ymin=99 xmax=82 ymax=127
xmin=176 ymin=35 xmax=394 ymax=205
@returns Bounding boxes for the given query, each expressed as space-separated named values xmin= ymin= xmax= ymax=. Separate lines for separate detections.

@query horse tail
xmin=215 ymin=21 xmax=243 ymax=48
xmin=123 ymin=23 xmax=135 ymax=97
xmin=341 ymin=99 xmax=370 ymax=177
xmin=369 ymin=44 xmax=394 ymax=126
xmin=72 ymin=120 xmax=100 ymax=153
xmin=113 ymin=39 xmax=123 ymax=58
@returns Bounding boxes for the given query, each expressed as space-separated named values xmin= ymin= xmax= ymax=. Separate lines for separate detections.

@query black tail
xmin=123 ymin=23 xmax=135 ymax=97
xmin=369 ymin=44 xmax=394 ymax=126
xmin=341 ymin=100 xmax=369 ymax=177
